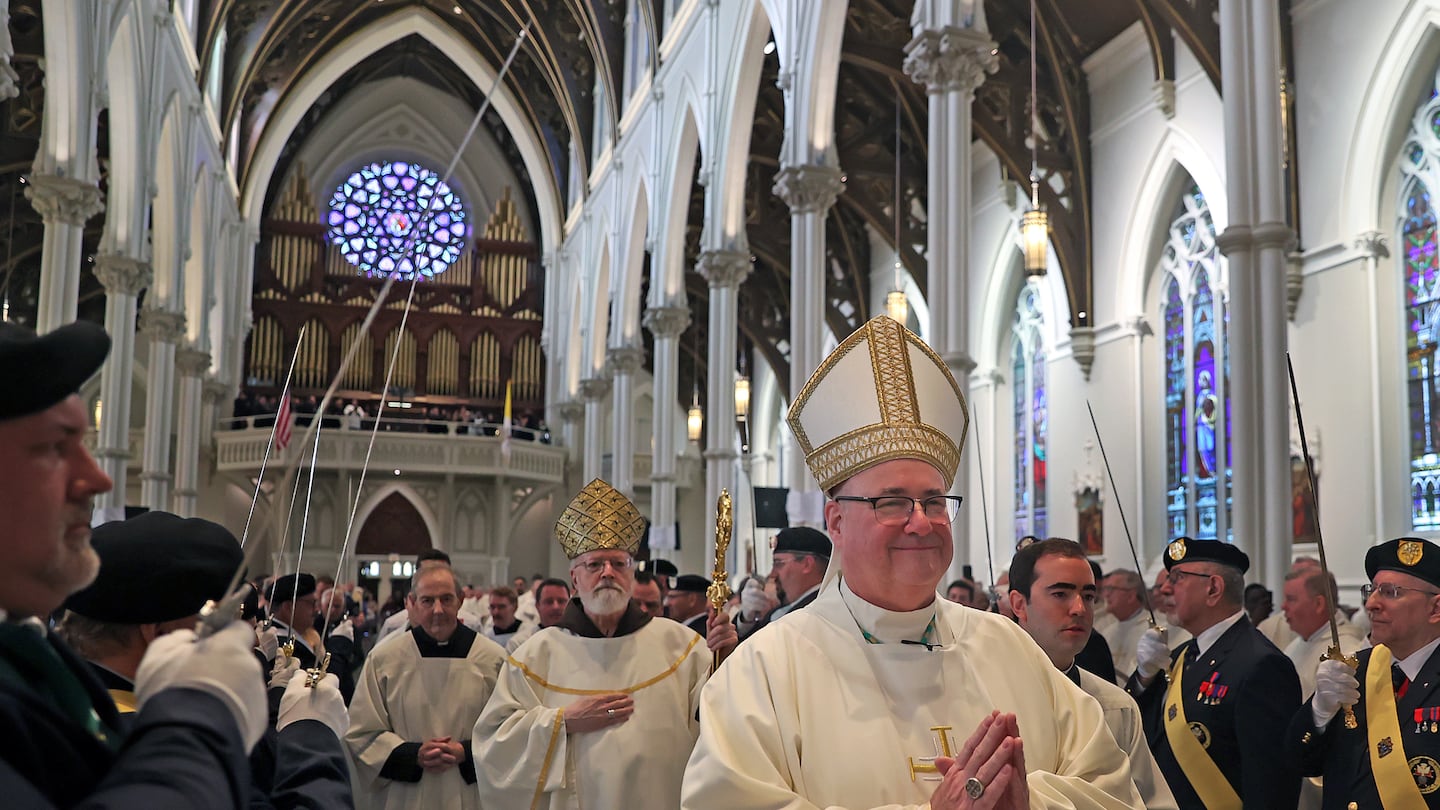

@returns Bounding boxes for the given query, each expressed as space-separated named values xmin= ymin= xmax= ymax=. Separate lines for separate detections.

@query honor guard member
xmin=667 ymin=574 xmax=713 ymax=636
xmin=737 ymin=526 xmax=831 ymax=641
xmin=268 ymin=572 xmax=320 ymax=669
xmin=0 ymin=320 xmax=268 ymax=808
xmin=684 ymin=315 xmax=1142 ymax=810
xmin=58 ymin=511 xmax=247 ymax=719
xmin=1287 ymin=536 xmax=1440 ymax=808
xmin=1127 ymin=536 xmax=1303 ymax=809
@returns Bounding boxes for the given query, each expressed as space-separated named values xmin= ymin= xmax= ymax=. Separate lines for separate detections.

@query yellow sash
xmin=107 ymin=688 xmax=137 ymax=714
xmin=1163 ymin=648 xmax=1242 ymax=810
xmin=1366 ymin=644 xmax=1429 ymax=809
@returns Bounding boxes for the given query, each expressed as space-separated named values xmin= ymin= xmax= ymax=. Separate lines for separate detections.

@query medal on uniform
xmin=1412 ymin=756 xmax=1440 ymax=793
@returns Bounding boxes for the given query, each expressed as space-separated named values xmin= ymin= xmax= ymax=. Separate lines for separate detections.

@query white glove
xmin=740 ymin=587 xmax=771 ymax=622
xmin=256 ymin=625 xmax=279 ymax=662
xmin=135 ymin=621 xmax=267 ymax=751
xmin=328 ymin=618 xmax=354 ymax=642
xmin=271 ymin=653 xmax=301 ymax=686
xmin=277 ymin=670 xmax=349 ymax=739
xmin=1312 ymin=659 xmax=1361 ymax=728
xmin=1135 ymin=628 xmax=1171 ymax=680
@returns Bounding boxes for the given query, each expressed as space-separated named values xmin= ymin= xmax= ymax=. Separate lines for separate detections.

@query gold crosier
xmin=706 ymin=490 xmax=733 ymax=673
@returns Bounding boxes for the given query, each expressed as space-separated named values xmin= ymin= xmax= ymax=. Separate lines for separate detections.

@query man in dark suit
xmin=1125 ymin=536 xmax=1302 ymax=809
xmin=0 ymin=320 xmax=267 ymax=807
xmin=1288 ymin=536 xmax=1440 ymax=808
xmin=667 ymin=574 xmax=712 ymax=636
xmin=739 ymin=526 xmax=831 ymax=640
xmin=268 ymin=573 xmax=320 ymax=670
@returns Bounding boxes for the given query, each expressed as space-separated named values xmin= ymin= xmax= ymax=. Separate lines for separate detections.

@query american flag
xmin=276 ymin=396 xmax=293 ymax=450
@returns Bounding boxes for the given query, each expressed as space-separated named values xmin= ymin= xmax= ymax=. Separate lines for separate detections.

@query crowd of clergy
xmin=6 ymin=313 xmax=1440 ymax=809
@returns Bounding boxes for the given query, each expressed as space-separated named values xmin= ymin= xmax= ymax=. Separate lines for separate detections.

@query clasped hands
xmin=417 ymin=737 xmax=464 ymax=774
xmin=929 ymin=712 xmax=1030 ymax=810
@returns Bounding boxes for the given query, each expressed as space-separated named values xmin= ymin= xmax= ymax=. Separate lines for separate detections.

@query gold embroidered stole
xmin=1366 ymin=644 xmax=1428 ymax=809
xmin=1162 ymin=648 xmax=1241 ymax=810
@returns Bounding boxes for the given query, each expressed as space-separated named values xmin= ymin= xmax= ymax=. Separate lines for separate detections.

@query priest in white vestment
xmin=474 ymin=478 xmax=737 ymax=810
xmin=683 ymin=315 xmax=1143 ymax=810
xmin=346 ymin=564 xmax=507 ymax=810
xmin=1009 ymin=539 xmax=1177 ymax=809
xmin=1094 ymin=569 xmax=1150 ymax=681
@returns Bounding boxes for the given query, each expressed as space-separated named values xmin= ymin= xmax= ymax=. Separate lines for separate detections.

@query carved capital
xmin=1353 ymin=230 xmax=1391 ymax=260
xmin=903 ymin=26 xmax=997 ymax=94
xmin=696 ymin=250 xmax=752 ymax=290
xmin=556 ymin=400 xmax=585 ymax=423
xmin=606 ymin=346 xmax=646 ymax=377
xmin=139 ymin=308 xmax=187 ymax=344
xmin=772 ymin=164 xmax=844 ymax=214
xmin=92 ymin=254 xmax=153 ymax=296
xmin=202 ymin=378 xmax=232 ymax=406
xmin=642 ymin=305 xmax=692 ymax=339
xmin=1252 ymin=222 xmax=1297 ymax=252
xmin=578 ymin=377 xmax=612 ymax=402
xmin=175 ymin=348 xmax=211 ymax=377
xmin=941 ymin=350 xmax=977 ymax=379
xmin=1286 ymin=254 xmax=1304 ymax=322
xmin=25 ymin=174 xmax=103 ymax=226
xmin=1068 ymin=326 xmax=1096 ymax=381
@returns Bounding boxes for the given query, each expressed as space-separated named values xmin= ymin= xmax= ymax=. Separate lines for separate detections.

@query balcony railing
xmin=215 ymin=415 xmax=566 ymax=482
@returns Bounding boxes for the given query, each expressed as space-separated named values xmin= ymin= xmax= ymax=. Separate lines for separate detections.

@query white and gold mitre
xmin=785 ymin=315 xmax=969 ymax=491
xmin=554 ymin=478 xmax=646 ymax=559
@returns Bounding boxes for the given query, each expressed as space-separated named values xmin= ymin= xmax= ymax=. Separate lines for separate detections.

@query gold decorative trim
xmin=867 ymin=318 xmax=918 ymax=424
xmin=530 ymin=708 xmax=564 ymax=810
xmin=807 ymin=424 xmax=962 ymax=492
xmin=554 ymin=478 xmax=646 ymax=559
xmin=507 ymin=634 xmax=703 ymax=696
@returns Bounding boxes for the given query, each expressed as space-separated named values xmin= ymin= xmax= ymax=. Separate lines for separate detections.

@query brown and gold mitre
xmin=786 ymin=315 xmax=969 ymax=492
xmin=554 ymin=478 xmax=646 ymax=559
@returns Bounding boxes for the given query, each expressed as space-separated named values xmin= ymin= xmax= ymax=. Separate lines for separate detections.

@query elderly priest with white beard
xmin=682 ymin=315 xmax=1143 ymax=810
xmin=473 ymin=478 xmax=736 ymax=809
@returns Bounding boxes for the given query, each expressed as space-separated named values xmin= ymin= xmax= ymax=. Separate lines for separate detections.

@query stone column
xmin=172 ymin=347 xmax=210 ymax=517
xmin=26 ymin=173 xmax=103 ymax=333
xmin=201 ymin=378 xmax=232 ymax=447
xmin=643 ymin=304 xmax=691 ymax=559
xmin=1356 ymin=231 xmax=1390 ymax=557
xmin=578 ymin=377 xmax=612 ymax=483
xmin=0 ymin=1 xmax=19 ymax=101
xmin=138 ymin=308 xmax=186 ymax=510
xmin=697 ymin=249 xmax=751 ymax=573
xmin=1219 ymin=0 xmax=1293 ymax=588
xmin=905 ymin=23 xmax=996 ymax=580
xmin=91 ymin=254 xmax=151 ymax=513
xmin=772 ymin=165 xmax=842 ymax=506
xmin=556 ymin=400 xmax=585 ymax=469
xmin=606 ymin=345 xmax=645 ymax=496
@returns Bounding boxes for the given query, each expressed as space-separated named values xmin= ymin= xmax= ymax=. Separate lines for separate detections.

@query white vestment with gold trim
xmin=681 ymin=581 xmax=1145 ymax=810
xmin=473 ymin=619 xmax=710 ymax=810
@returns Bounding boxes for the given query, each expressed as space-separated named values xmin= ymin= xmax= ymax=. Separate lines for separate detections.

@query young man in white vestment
xmin=473 ymin=478 xmax=738 ymax=809
xmin=682 ymin=315 xmax=1144 ymax=810
xmin=1008 ymin=538 xmax=1177 ymax=809
xmin=345 ymin=564 xmax=507 ymax=810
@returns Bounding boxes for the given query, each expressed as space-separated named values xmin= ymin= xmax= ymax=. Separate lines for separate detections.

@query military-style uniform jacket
xmin=1288 ymin=644 xmax=1440 ymax=808
xmin=1126 ymin=614 xmax=1303 ymax=809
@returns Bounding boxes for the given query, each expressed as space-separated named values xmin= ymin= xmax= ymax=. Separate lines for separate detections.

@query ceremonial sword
xmin=1085 ymin=401 xmax=1163 ymax=633
xmin=1286 ymin=352 xmax=1359 ymax=728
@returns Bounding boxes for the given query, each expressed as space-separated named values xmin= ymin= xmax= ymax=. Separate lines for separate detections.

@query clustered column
xmin=697 ymin=249 xmax=751 ymax=572
xmin=26 ymin=174 xmax=103 ymax=333
xmin=904 ymin=19 xmax=996 ymax=581
xmin=91 ymin=253 xmax=152 ymax=515
xmin=171 ymin=348 xmax=210 ymax=517
xmin=578 ymin=376 xmax=613 ymax=484
xmin=138 ymin=308 xmax=186 ymax=510
xmin=772 ymin=165 xmax=842 ymax=520
xmin=606 ymin=345 xmax=646 ymax=497
xmin=643 ymin=304 xmax=692 ymax=560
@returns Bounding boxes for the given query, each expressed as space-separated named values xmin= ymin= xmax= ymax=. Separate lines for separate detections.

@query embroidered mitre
xmin=554 ymin=478 xmax=646 ymax=559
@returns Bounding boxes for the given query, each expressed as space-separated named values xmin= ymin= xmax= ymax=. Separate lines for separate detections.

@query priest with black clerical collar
xmin=473 ymin=478 xmax=734 ymax=810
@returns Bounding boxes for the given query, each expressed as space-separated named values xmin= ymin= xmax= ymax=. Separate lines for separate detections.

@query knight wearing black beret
xmin=1125 ymin=536 xmax=1303 ymax=809
xmin=737 ymin=528 xmax=832 ymax=643
xmin=267 ymin=572 xmax=321 ymax=669
xmin=668 ymin=574 xmax=713 ymax=637
xmin=1289 ymin=537 xmax=1440 ymax=808
xmin=57 ymin=511 xmax=243 ymax=715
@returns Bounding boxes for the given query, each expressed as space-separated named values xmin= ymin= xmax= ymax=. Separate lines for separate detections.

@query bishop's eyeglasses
xmin=832 ymin=495 xmax=963 ymax=526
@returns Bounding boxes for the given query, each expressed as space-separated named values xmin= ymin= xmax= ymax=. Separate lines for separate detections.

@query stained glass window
xmin=1013 ymin=284 xmax=1047 ymax=540
xmin=1402 ymin=87 xmax=1440 ymax=529
xmin=325 ymin=161 xmax=467 ymax=280
xmin=1160 ymin=185 xmax=1231 ymax=542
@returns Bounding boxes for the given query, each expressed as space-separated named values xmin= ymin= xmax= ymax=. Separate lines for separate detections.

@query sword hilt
xmin=1324 ymin=644 xmax=1359 ymax=729
xmin=304 ymin=652 xmax=332 ymax=689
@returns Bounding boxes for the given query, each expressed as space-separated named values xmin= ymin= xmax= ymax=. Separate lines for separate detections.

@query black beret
xmin=1163 ymin=536 xmax=1249 ymax=574
xmin=771 ymin=526 xmax=832 ymax=558
xmin=65 ymin=511 xmax=243 ymax=624
xmin=267 ymin=573 xmax=316 ymax=607
xmin=1366 ymin=537 xmax=1440 ymax=589
xmin=646 ymin=559 xmax=679 ymax=578
xmin=673 ymin=574 xmax=712 ymax=594
xmin=0 ymin=320 xmax=110 ymax=421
